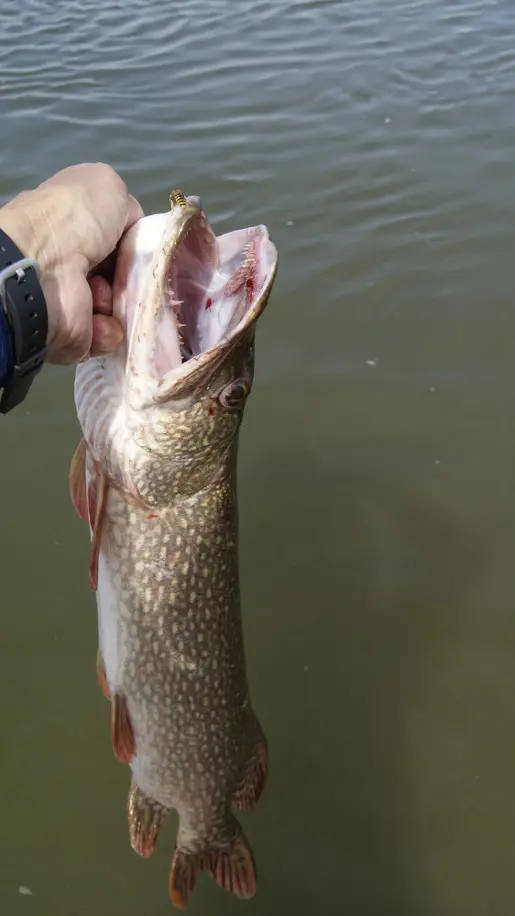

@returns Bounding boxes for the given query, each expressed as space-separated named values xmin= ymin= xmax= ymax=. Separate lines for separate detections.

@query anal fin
xmin=127 ymin=781 xmax=169 ymax=858
xmin=232 ymin=720 xmax=268 ymax=812
xmin=111 ymin=693 xmax=136 ymax=764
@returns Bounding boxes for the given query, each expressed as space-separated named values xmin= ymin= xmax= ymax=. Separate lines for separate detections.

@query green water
xmin=2 ymin=1 xmax=515 ymax=913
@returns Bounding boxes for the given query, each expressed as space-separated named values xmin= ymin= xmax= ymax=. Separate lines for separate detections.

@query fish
xmin=69 ymin=191 xmax=278 ymax=908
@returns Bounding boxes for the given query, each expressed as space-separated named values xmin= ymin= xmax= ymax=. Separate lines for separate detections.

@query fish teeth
xmin=168 ymin=297 xmax=184 ymax=316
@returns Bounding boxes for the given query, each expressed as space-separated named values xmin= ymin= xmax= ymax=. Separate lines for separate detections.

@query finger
xmin=90 ymin=313 xmax=123 ymax=357
xmin=89 ymin=274 xmax=113 ymax=316
xmin=43 ymin=271 xmax=94 ymax=366
xmin=89 ymin=194 xmax=144 ymax=279
xmin=90 ymin=252 xmax=118 ymax=286
xmin=125 ymin=193 xmax=145 ymax=232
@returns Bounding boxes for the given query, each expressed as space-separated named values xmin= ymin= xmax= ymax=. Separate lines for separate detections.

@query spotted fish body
xmin=70 ymin=194 xmax=278 ymax=907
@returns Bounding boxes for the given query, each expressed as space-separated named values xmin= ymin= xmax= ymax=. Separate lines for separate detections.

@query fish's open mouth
xmin=159 ymin=208 xmax=276 ymax=375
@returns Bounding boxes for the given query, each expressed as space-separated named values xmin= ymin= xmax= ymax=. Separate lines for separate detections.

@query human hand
xmin=0 ymin=163 xmax=144 ymax=364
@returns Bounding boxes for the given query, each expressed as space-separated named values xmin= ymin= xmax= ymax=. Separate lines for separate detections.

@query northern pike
xmin=69 ymin=191 xmax=278 ymax=907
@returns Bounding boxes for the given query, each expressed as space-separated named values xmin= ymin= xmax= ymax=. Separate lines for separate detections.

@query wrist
xmin=0 ymin=297 xmax=13 ymax=386
xmin=0 ymin=204 xmax=50 ymax=410
xmin=0 ymin=190 xmax=51 ymax=273
xmin=0 ymin=189 xmax=63 ymax=356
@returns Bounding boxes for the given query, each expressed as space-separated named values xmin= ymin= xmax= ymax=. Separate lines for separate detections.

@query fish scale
xmin=69 ymin=192 xmax=278 ymax=908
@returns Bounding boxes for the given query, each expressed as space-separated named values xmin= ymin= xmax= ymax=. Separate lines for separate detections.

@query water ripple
xmin=1 ymin=0 xmax=515 ymax=397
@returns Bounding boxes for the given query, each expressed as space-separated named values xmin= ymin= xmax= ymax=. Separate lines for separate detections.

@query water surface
xmin=1 ymin=1 xmax=515 ymax=914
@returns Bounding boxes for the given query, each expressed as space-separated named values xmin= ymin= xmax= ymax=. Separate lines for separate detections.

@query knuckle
xmin=97 ymin=162 xmax=126 ymax=193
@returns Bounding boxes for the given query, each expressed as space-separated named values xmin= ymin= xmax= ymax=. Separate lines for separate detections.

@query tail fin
xmin=169 ymin=832 xmax=257 ymax=909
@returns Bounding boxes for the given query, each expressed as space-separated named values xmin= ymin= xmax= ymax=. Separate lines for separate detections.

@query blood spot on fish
xmin=145 ymin=514 xmax=157 ymax=520
xmin=205 ymin=297 xmax=212 ymax=310
xmin=208 ymin=406 xmax=216 ymax=416
xmin=246 ymin=277 xmax=254 ymax=296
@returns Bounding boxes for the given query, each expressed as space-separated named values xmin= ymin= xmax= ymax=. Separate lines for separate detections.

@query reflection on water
xmin=2 ymin=1 xmax=515 ymax=913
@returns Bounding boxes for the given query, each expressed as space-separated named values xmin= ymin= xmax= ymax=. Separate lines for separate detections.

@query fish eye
xmin=219 ymin=379 xmax=251 ymax=409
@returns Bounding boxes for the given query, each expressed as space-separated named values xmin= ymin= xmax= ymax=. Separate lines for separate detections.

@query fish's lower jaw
xmin=169 ymin=832 xmax=257 ymax=909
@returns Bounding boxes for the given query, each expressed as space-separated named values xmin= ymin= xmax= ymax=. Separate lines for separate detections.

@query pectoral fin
xmin=88 ymin=474 xmax=108 ymax=591
xmin=70 ymin=438 xmax=108 ymax=592
xmin=69 ymin=438 xmax=88 ymax=523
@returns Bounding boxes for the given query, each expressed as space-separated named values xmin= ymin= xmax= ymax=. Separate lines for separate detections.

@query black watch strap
xmin=0 ymin=228 xmax=48 ymax=413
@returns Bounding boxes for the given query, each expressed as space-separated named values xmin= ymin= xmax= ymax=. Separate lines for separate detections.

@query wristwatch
xmin=0 ymin=228 xmax=48 ymax=413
